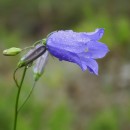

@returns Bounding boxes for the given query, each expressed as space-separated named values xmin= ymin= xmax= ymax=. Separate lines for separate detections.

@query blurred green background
xmin=0 ymin=0 xmax=130 ymax=130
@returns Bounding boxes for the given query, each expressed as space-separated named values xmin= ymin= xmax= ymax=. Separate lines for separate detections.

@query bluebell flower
xmin=46 ymin=28 xmax=109 ymax=75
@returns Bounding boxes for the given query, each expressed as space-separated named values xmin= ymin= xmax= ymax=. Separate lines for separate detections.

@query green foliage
xmin=87 ymin=109 xmax=119 ymax=130
xmin=47 ymin=104 xmax=72 ymax=130
xmin=115 ymin=17 xmax=130 ymax=44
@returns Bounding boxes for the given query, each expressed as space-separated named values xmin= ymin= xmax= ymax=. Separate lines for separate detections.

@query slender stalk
xmin=18 ymin=81 xmax=36 ymax=112
xmin=21 ymin=46 xmax=34 ymax=52
xmin=13 ymin=67 xmax=27 ymax=130
xmin=13 ymin=68 xmax=19 ymax=88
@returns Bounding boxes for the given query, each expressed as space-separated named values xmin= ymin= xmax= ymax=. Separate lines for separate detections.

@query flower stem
xmin=18 ymin=81 xmax=36 ymax=112
xmin=13 ymin=68 xmax=19 ymax=88
xmin=13 ymin=67 xmax=27 ymax=130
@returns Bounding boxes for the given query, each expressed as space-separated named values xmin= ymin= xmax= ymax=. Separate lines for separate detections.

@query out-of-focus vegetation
xmin=0 ymin=0 xmax=130 ymax=130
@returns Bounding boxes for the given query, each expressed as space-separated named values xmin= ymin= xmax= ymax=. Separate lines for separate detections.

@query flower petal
xmin=47 ymin=46 xmax=84 ymax=69
xmin=79 ymin=41 xmax=109 ymax=59
xmin=47 ymin=30 xmax=89 ymax=53
xmin=80 ymin=58 xmax=98 ymax=75
xmin=47 ymin=29 xmax=105 ymax=53
xmin=81 ymin=28 xmax=104 ymax=41
xmin=47 ymin=46 xmax=98 ymax=74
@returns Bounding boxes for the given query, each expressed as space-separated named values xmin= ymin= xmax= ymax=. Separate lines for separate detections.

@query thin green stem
xmin=13 ymin=68 xmax=19 ymax=88
xmin=33 ymin=39 xmax=42 ymax=46
xmin=18 ymin=81 xmax=36 ymax=112
xmin=13 ymin=67 xmax=27 ymax=130
xmin=21 ymin=46 xmax=34 ymax=52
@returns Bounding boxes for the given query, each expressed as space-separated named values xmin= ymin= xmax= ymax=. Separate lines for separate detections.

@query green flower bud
xmin=3 ymin=47 xmax=22 ymax=56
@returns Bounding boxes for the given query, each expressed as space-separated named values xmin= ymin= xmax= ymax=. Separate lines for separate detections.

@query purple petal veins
xmin=46 ymin=28 xmax=109 ymax=75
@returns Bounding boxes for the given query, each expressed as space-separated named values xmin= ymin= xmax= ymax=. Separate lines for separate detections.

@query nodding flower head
xmin=3 ymin=28 xmax=109 ymax=77
xmin=46 ymin=28 xmax=109 ymax=75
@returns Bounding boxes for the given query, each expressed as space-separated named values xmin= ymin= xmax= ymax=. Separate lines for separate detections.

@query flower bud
xmin=33 ymin=50 xmax=49 ymax=81
xmin=3 ymin=47 xmax=22 ymax=56
xmin=18 ymin=44 xmax=46 ymax=68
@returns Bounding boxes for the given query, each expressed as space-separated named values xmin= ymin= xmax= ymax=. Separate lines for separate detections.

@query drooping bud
xmin=18 ymin=44 xmax=46 ymax=68
xmin=3 ymin=47 xmax=22 ymax=56
xmin=33 ymin=50 xmax=49 ymax=81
